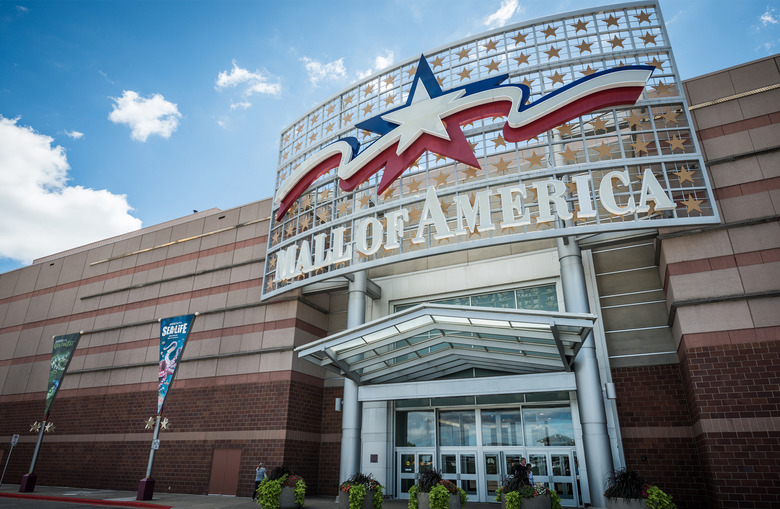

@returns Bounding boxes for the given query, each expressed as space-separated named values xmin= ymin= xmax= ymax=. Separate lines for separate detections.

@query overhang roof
xmin=296 ymin=304 xmax=596 ymax=385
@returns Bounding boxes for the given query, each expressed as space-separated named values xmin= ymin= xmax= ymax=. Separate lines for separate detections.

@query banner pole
xmin=28 ymin=420 xmax=46 ymax=474
xmin=145 ymin=415 xmax=161 ymax=478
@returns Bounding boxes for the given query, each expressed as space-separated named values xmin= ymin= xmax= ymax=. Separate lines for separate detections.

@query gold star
xmin=545 ymin=46 xmax=562 ymax=60
xmin=640 ymin=32 xmax=658 ymax=46
xmin=325 ymin=123 xmax=334 ymax=134
xmin=296 ymin=125 xmax=304 ymax=134
xmin=526 ymin=151 xmax=545 ymax=168
xmin=457 ymin=47 xmax=471 ymax=60
xmin=514 ymin=53 xmax=530 ymax=66
xmin=673 ymin=167 xmax=696 ymax=184
xmin=566 ymin=181 xmax=578 ymax=195
xmin=436 ymin=76 xmax=445 ymax=87
xmin=512 ymin=32 xmax=528 ymax=45
xmin=681 ymin=195 xmax=704 ymax=214
xmin=593 ymin=142 xmax=613 ymax=159
xmin=272 ymin=231 xmax=280 ymax=244
xmin=556 ymin=123 xmax=573 ymax=136
xmin=362 ymin=103 xmax=373 ymax=115
xmin=362 ymin=130 xmax=372 ymax=140
xmin=44 ymin=422 xmax=55 ymax=433
xmin=363 ymin=83 xmax=374 ymax=96
xmin=343 ymin=112 xmax=353 ymax=124
xmin=344 ymin=94 xmax=354 ymax=106
xmin=492 ymin=134 xmax=507 ymax=148
xmin=144 ymin=417 xmax=155 ymax=429
xmin=457 ymin=68 xmax=472 ymax=81
xmin=647 ymin=57 xmax=665 ymax=71
xmin=281 ymin=151 xmax=288 ymax=161
xmin=625 ymin=111 xmax=644 ymax=128
xmin=439 ymin=199 xmax=451 ymax=213
xmin=319 ymin=188 xmax=331 ymax=201
xmin=434 ymin=172 xmax=449 ymax=187
xmin=468 ymin=140 xmax=478 ymax=151
xmin=521 ymin=77 xmax=535 ymax=88
xmin=266 ymin=280 xmax=274 ymax=292
xmin=484 ymin=39 xmax=498 ymax=52
xmin=384 ymin=75 xmax=395 ymax=87
xmin=310 ymin=113 xmax=319 ymax=124
xmin=571 ymin=19 xmax=588 ymax=32
xmin=381 ymin=187 xmax=395 ymax=200
xmin=301 ymin=195 xmax=312 ymax=209
xmin=541 ymin=25 xmax=558 ymax=38
xmin=485 ymin=59 xmax=501 ymax=73
xmin=283 ymin=133 xmax=290 ymax=143
xmin=408 ymin=208 xmax=422 ymax=223
xmin=526 ymin=187 xmax=538 ymax=202
xmin=337 ymin=200 xmax=350 ymax=216
xmin=300 ymin=215 xmax=311 ymax=230
xmin=406 ymin=65 xmax=418 ymax=78
xmin=661 ymin=108 xmax=679 ymax=125
xmin=580 ymin=65 xmax=597 ymax=76
xmin=608 ymin=36 xmax=625 ymax=49
xmin=309 ymin=132 xmax=317 ymax=142
xmin=635 ymin=10 xmax=652 ymax=24
xmin=575 ymin=41 xmax=593 ymax=54
xmin=268 ymin=255 xmax=276 ymax=270
xmin=630 ymin=139 xmax=650 ymax=154
xmin=666 ymin=135 xmax=686 ymax=152
xmin=431 ymin=56 xmax=444 ymax=69
xmin=653 ymin=82 xmax=675 ymax=97
xmin=590 ymin=117 xmax=608 ymax=132
xmin=407 ymin=178 xmax=423 ymax=193
xmin=603 ymin=14 xmax=620 ymax=27
xmin=560 ymin=145 xmax=578 ymax=163
xmin=384 ymin=94 xmax=396 ymax=107
xmin=285 ymin=223 xmax=295 ymax=237
xmin=434 ymin=153 xmax=447 ymax=163
xmin=493 ymin=157 xmax=513 ymax=175
xmin=326 ymin=104 xmax=335 ymax=115
xmin=462 ymin=167 xmax=478 ymax=181
xmin=358 ymin=195 xmax=371 ymax=208
xmin=548 ymin=71 xmax=565 ymax=85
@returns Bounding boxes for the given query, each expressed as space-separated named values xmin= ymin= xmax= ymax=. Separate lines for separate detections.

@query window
xmin=480 ymin=408 xmax=523 ymax=446
xmin=438 ymin=410 xmax=477 ymax=446
xmin=395 ymin=284 xmax=558 ymax=313
xmin=522 ymin=407 xmax=575 ymax=446
xmin=396 ymin=411 xmax=435 ymax=447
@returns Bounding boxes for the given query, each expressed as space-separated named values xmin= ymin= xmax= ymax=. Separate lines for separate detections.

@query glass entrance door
xmin=525 ymin=449 xmax=578 ymax=507
xmin=397 ymin=449 xmax=434 ymax=499
xmin=440 ymin=451 xmax=477 ymax=498
xmin=483 ymin=450 xmax=525 ymax=500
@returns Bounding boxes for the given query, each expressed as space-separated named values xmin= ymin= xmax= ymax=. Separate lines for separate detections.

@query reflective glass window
xmin=396 ymin=411 xmax=435 ymax=447
xmin=438 ymin=410 xmax=477 ymax=446
xmin=480 ymin=409 xmax=523 ymax=446
xmin=522 ymin=407 xmax=575 ymax=446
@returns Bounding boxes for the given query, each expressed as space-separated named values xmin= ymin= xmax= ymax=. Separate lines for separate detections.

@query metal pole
xmin=0 ymin=444 xmax=14 ymax=485
xmin=340 ymin=271 xmax=367 ymax=482
xmin=145 ymin=416 xmax=161 ymax=478
xmin=557 ymin=237 xmax=613 ymax=508
xmin=27 ymin=421 xmax=46 ymax=474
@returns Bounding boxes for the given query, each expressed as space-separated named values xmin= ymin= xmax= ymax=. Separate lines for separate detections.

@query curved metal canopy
xmin=296 ymin=303 xmax=596 ymax=385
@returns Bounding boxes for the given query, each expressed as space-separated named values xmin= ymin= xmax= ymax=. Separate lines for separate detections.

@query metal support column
xmin=340 ymin=271 xmax=367 ymax=482
xmin=145 ymin=415 xmax=161 ymax=478
xmin=557 ymin=237 xmax=613 ymax=508
xmin=27 ymin=421 xmax=45 ymax=475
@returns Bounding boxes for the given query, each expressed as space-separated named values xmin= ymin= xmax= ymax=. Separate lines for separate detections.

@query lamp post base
xmin=136 ymin=477 xmax=155 ymax=500
xmin=19 ymin=473 xmax=37 ymax=492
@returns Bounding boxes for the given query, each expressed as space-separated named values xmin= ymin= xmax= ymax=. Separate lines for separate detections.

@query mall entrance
xmin=394 ymin=400 xmax=580 ymax=506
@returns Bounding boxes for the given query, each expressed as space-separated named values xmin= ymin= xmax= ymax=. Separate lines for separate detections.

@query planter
xmin=606 ymin=498 xmax=648 ymax=509
xmin=339 ymin=489 xmax=377 ymax=509
xmin=500 ymin=493 xmax=552 ymax=509
xmin=417 ymin=492 xmax=462 ymax=509
xmin=279 ymin=486 xmax=302 ymax=509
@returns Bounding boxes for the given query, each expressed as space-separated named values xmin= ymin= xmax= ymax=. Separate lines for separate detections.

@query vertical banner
xmin=44 ymin=333 xmax=81 ymax=419
xmin=157 ymin=314 xmax=195 ymax=416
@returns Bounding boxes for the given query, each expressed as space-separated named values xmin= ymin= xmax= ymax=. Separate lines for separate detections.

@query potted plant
xmin=495 ymin=474 xmax=561 ymax=509
xmin=603 ymin=469 xmax=676 ymax=509
xmin=339 ymin=473 xmax=384 ymax=509
xmin=408 ymin=470 xmax=467 ymax=509
xmin=256 ymin=466 xmax=306 ymax=509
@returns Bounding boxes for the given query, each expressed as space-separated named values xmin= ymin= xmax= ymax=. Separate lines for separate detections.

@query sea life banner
xmin=44 ymin=333 xmax=81 ymax=418
xmin=157 ymin=314 xmax=195 ymax=415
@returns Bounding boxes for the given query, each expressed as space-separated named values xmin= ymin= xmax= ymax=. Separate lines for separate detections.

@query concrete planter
xmin=605 ymin=498 xmax=648 ymax=509
xmin=339 ymin=489 xmax=377 ymax=509
xmin=499 ymin=493 xmax=552 ymax=509
xmin=417 ymin=492 xmax=462 ymax=509
xmin=279 ymin=486 xmax=302 ymax=509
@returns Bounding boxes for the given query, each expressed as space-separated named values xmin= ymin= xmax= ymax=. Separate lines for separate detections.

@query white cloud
xmin=0 ymin=116 xmax=142 ymax=264
xmin=356 ymin=69 xmax=373 ymax=80
xmin=230 ymin=101 xmax=252 ymax=111
xmin=215 ymin=61 xmax=281 ymax=111
xmin=63 ymin=130 xmax=83 ymax=139
xmin=16 ymin=5 xmax=28 ymax=13
xmin=108 ymin=90 xmax=181 ymax=142
xmin=484 ymin=0 xmax=520 ymax=28
xmin=300 ymin=57 xmax=347 ymax=86
xmin=760 ymin=8 xmax=778 ymax=26
xmin=374 ymin=50 xmax=395 ymax=72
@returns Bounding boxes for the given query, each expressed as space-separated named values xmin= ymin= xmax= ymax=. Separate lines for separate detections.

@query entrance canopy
xmin=296 ymin=304 xmax=596 ymax=385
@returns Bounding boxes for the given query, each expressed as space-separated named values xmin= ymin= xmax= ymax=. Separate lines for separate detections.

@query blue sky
xmin=1 ymin=0 xmax=778 ymax=274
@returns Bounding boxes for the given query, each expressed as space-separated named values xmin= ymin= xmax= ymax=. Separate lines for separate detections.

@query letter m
xmin=274 ymin=244 xmax=299 ymax=282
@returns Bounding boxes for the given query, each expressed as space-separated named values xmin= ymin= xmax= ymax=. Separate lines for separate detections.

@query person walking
xmin=253 ymin=462 xmax=266 ymax=500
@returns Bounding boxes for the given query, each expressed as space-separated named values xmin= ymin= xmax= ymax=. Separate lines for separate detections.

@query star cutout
xmin=566 ymin=181 xmax=578 ymax=195
xmin=542 ymin=25 xmax=558 ymax=38
xmin=457 ymin=68 xmax=473 ymax=81
xmin=281 ymin=151 xmax=288 ymax=161
xmin=326 ymin=104 xmax=335 ymax=115
xmin=666 ymin=135 xmax=686 ymax=152
xmin=272 ymin=231 xmax=280 ymax=244
xmin=634 ymin=10 xmax=652 ymax=24
xmin=545 ymin=46 xmax=562 ymax=60
xmin=560 ymin=145 xmax=578 ymax=163
xmin=593 ymin=142 xmax=613 ymax=159
xmin=526 ymin=151 xmax=545 ymax=168
xmin=457 ymin=47 xmax=471 ymax=61
xmin=295 ymin=142 xmax=302 ymax=152
xmin=484 ymin=39 xmax=498 ymax=52
xmin=301 ymin=195 xmax=312 ymax=209
xmin=358 ymin=195 xmax=371 ymax=208
xmin=300 ymin=215 xmax=311 ymax=230
xmin=325 ymin=123 xmax=334 ymax=134
xmin=590 ymin=117 xmax=608 ymax=132
xmin=430 ymin=56 xmax=444 ymax=69
xmin=384 ymin=75 xmax=395 ymax=87
xmin=381 ymin=187 xmax=396 ymax=200
xmin=468 ymin=140 xmax=478 ymax=151
xmin=319 ymin=186 xmax=331 ymax=200
xmin=608 ymin=36 xmax=625 ymax=49
xmin=653 ymin=82 xmax=675 ymax=97
xmin=385 ymin=94 xmax=396 ymax=107
xmin=408 ymin=208 xmax=422 ymax=223
xmin=603 ymin=14 xmax=620 ymax=27
xmin=31 ymin=421 xmax=42 ymax=432
xmin=434 ymin=153 xmax=448 ymax=163
xmin=521 ymin=77 xmax=535 ymax=88
xmin=514 ymin=53 xmax=530 ymax=66
xmin=344 ymin=94 xmax=354 ymax=106
xmin=557 ymin=123 xmax=573 ymax=136
xmin=575 ymin=41 xmax=593 ymax=54
xmin=492 ymin=134 xmax=507 ymax=148
xmin=673 ymin=167 xmax=696 ymax=184
xmin=283 ymin=133 xmax=290 ymax=143
xmin=661 ymin=108 xmax=679 ymax=125
xmin=337 ymin=200 xmax=350 ymax=215
xmin=647 ymin=57 xmax=665 ymax=71
xmin=309 ymin=132 xmax=317 ymax=142
xmin=434 ymin=171 xmax=449 ymax=187
xmin=439 ymin=199 xmax=451 ymax=213
xmin=640 ymin=32 xmax=658 ymax=46
xmin=266 ymin=280 xmax=274 ymax=292
xmin=296 ymin=125 xmax=304 ymax=134
xmin=407 ymin=65 xmax=418 ymax=78
xmin=462 ymin=167 xmax=479 ymax=180
xmin=630 ymin=139 xmax=650 ymax=154
xmin=437 ymin=76 xmax=446 ymax=87
xmin=44 ymin=422 xmax=55 ymax=433
xmin=512 ymin=32 xmax=528 ymax=45
xmin=681 ymin=195 xmax=704 ymax=214
xmin=493 ymin=157 xmax=513 ymax=175
xmin=316 ymin=209 xmax=329 ymax=224
xmin=144 ymin=416 xmax=155 ymax=429
xmin=580 ymin=65 xmax=597 ymax=76
xmin=485 ymin=59 xmax=501 ymax=73
xmin=310 ymin=113 xmax=319 ymax=123
xmin=268 ymin=256 xmax=276 ymax=270
xmin=362 ymin=103 xmax=373 ymax=115
xmin=625 ymin=111 xmax=644 ymax=128
xmin=160 ymin=418 xmax=170 ymax=430
xmin=363 ymin=83 xmax=374 ymax=96
xmin=407 ymin=178 xmax=423 ymax=193
xmin=548 ymin=71 xmax=566 ymax=85
xmin=572 ymin=19 xmax=589 ymax=32
xmin=343 ymin=112 xmax=353 ymax=124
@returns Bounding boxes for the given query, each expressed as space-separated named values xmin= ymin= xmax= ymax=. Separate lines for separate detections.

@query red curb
xmin=0 ymin=492 xmax=172 ymax=508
